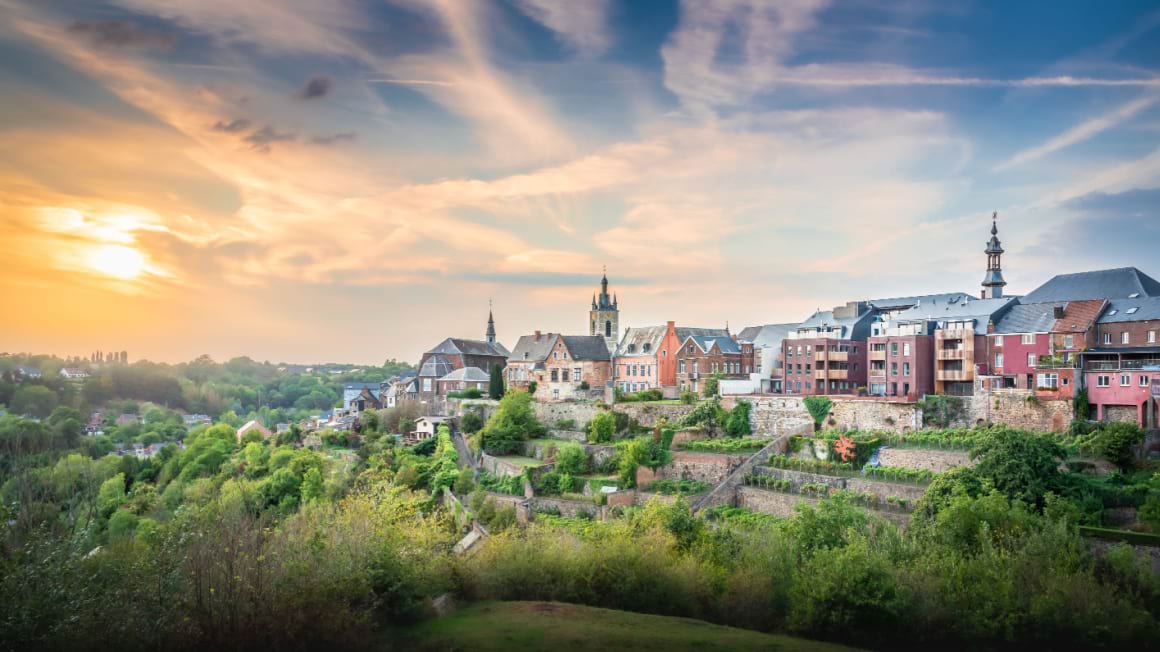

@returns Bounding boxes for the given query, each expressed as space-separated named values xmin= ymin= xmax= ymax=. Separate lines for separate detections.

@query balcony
xmin=868 ymin=368 xmax=886 ymax=378
xmin=816 ymin=369 xmax=849 ymax=380
xmin=936 ymin=328 xmax=972 ymax=340
xmin=1036 ymin=355 xmax=1078 ymax=369
xmin=937 ymin=369 xmax=972 ymax=382
xmin=869 ymin=350 xmax=886 ymax=361
xmin=937 ymin=348 xmax=969 ymax=361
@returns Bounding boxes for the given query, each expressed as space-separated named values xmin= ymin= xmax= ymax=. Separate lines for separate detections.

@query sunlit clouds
xmin=1 ymin=0 xmax=1158 ymax=364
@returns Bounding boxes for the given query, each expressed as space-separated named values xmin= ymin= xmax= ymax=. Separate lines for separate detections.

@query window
xmin=1149 ymin=331 xmax=1157 ymax=343
xmin=1062 ymin=377 xmax=1069 ymax=386
xmin=1108 ymin=310 xmax=1118 ymax=316
xmin=1027 ymin=353 xmax=1036 ymax=368
xmin=994 ymin=335 xmax=1003 ymax=346
xmin=1103 ymin=333 xmax=1111 ymax=344
xmin=890 ymin=343 xmax=898 ymax=356
xmin=995 ymin=353 xmax=1004 ymax=368
xmin=679 ymin=360 xmax=686 ymax=373
xmin=1063 ymin=335 xmax=1074 ymax=348
xmin=553 ymin=351 xmax=558 ymax=360
xmin=627 ymin=344 xmax=636 ymax=354
xmin=662 ymin=350 xmax=667 ymax=357
xmin=805 ymin=363 xmax=811 ymax=373
xmin=1121 ymin=375 xmax=1131 ymax=386
xmin=903 ymin=362 xmax=911 ymax=376
xmin=422 ymin=378 xmax=432 ymax=391
xmin=552 ymin=389 xmax=559 ymax=399
xmin=891 ymin=362 xmax=898 ymax=376
xmin=1021 ymin=333 xmax=1035 ymax=345
xmin=551 ymin=369 xmax=559 ymax=382
xmin=903 ymin=343 xmax=911 ymax=356
xmin=1122 ymin=332 xmax=1130 ymax=344
xmin=1142 ymin=376 xmax=1150 ymax=387
xmin=643 ymin=343 xmax=651 ymax=353
xmin=1097 ymin=375 xmax=1110 ymax=387
xmin=1127 ymin=307 xmax=1139 ymax=314
xmin=1037 ymin=373 xmax=1058 ymax=389
xmin=573 ymin=367 xmax=581 ymax=383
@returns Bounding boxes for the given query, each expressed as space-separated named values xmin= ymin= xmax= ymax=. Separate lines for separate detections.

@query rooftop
xmin=1099 ymin=296 xmax=1160 ymax=324
xmin=1022 ymin=267 xmax=1160 ymax=303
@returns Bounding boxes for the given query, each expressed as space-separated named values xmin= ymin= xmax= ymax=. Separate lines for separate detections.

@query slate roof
xmin=1022 ymin=267 xmax=1160 ymax=303
xmin=738 ymin=323 xmax=798 ymax=347
xmin=994 ymin=302 xmax=1062 ymax=334
xmin=508 ymin=333 xmax=560 ymax=363
xmin=419 ymin=353 xmax=454 ymax=378
xmin=674 ymin=327 xmax=730 ymax=341
xmin=794 ymin=309 xmax=877 ymax=340
xmin=426 ymin=337 xmax=510 ymax=358
xmin=614 ymin=325 xmax=667 ymax=357
xmin=1099 ymin=297 xmax=1160 ymax=324
xmin=685 ymin=334 xmax=741 ymax=354
xmin=867 ymin=292 xmax=972 ymax=312
xmin=561 ymin=335 xmax=612 ymax=361
xmin=736 ymin=326 xmax=763 ymax=342
xmin=890 ymin=296 xmax=1017 ymax=331
xmin=439 ymin=367 xmax=490 ymax=382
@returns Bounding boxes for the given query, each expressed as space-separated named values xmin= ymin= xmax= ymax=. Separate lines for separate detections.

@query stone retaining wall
xmin=752 ymin=466 xmax=847 ymax=490
xmin=737 ymin=486 xmax=910 ymax=527
xmin=654 ymin=451 xmax=749 ymax=484
xmin=533 ymin=402 xmax=602 ymax=430
xmin=547 ymin=429 xmax=588 ymax=442
xmin=876 ymin=447 xmax=972 ymax=472
xmin=522 ymin=440 xmax=618 ymax=470
xmin=532 ymin=496 xmax=603 ymax=519
xmin=750 ymin=467 xmax=927 ymax=503
xmin=963 ymin=391 xmax=1072 ymax=432
xmin=845 ymin=477 xmax=927 ymax=504
xmin=613 ymin=402 xmax=699 ymax=427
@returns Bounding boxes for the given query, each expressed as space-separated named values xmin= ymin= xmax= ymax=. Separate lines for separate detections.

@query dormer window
xmin=628 ymin=344 xmax=636 ymax=353
xmin=642 ymin=343 xmax=651 ymax=353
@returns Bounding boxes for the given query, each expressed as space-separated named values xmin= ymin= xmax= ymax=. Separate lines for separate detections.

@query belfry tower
xmin=981 ymin=212 xmax=1007 ymax=299
xmin=590 ymin=268 xmax=619 ymax=351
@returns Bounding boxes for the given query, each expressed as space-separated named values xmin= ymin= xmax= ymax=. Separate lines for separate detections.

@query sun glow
xmin=88 ymin=244 xmax=146 ymax=280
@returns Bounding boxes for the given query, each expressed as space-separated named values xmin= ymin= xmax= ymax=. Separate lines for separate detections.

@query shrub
xmin=1094 ymin=422 xmax=1144 ymax=471
xmin=587 ymin=411 xmax=617 ymax=444
xmin=803 ymin=396 xmax=833 ymax=431
xmin=447 ymin=388 xmax=483 ymax=399
xmin=724 ymin=399 xmax=752 ymax=437
xmin=553 ymin=418 xmax=576 ymax=430
xmin=459 ymin=411 xmax=484 ymax=434
xmin=677 ymin=437 xmax=767 ymax=454
xmin=526 ymin=381 xmax=537 ymax=395
xmin=680 ymin=390 xmax=696 ymax=404
xmin=554 ymin=441 xmax=588 ymax=475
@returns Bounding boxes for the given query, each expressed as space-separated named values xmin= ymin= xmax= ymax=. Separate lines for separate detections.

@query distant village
xmin=345 ymin=214 xmax=1160 ymax=431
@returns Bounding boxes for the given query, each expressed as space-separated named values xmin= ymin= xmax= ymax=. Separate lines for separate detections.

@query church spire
xmin=486 ymin=300 xmax=496 ymax=344
xmin=981 ymin=212 xmax=1007 ymax=299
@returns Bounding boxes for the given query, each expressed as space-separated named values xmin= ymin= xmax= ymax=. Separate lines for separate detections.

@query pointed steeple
xmin=486 ymin=300 xmax=497 ymax=344
xmin=981 ymin=211 xmax=1007 ymax=299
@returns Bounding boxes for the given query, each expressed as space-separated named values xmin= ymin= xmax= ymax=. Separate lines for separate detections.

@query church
xmin=590 ymin=269 xmax=619 ymax=352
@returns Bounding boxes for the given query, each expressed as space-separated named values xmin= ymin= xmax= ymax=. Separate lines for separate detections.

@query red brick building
xmin=673 ymin=333 xmax=753 ymax=396
xmin=1082 ymin=297 xmax=1160 ymax=427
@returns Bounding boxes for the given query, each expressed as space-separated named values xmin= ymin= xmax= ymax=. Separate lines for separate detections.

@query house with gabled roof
xmin=505 ymin=331 xmax=559 ymax=391
xmin=415 ymin=309 xmax=509 ymax=403
xmin=437 ymin=366 xmax=490 ymax=395
xmin=1080 ymin=296 xmax=1160 ymax=428
xmin=673 ymin=331 xmax=752 ymax=396
xmin=737 ymin=323 xmax=798 ymax=393
xmin=537 ymin=335 xmax=612 ymax=401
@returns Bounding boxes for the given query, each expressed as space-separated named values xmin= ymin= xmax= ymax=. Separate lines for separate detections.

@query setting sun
xmin=88 ymin=244 xmax=145 ymax=280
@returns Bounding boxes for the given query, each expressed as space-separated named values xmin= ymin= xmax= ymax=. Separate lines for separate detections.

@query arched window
xmin=605 ymin=320 xmax=612 ymax=337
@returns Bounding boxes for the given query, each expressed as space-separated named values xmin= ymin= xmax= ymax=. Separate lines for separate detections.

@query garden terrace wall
xmin=876 ymin=447 xmax=972 ymax=473
xmin=532 ymin=402 xmax=602 ymax=430
xmin=547 ymin=429 xmax=588 ymax=442
xmin=634 ymin=491 xmax=708 ymax=507
xmin=737 ymin=486 xmax=910 ymax=527
xmin=613 ymin=402 xmax=700 ymax=427
xmin=752 ymin=466 xmax=847 ymax=491
xmin=522 ymin=440 xmax=618 ymax=470
xmin=961 ymin=391 xmax=1072 ymax=432
xmin=532 ymin=496 xmax=603 ymax=519
xmin=752 ymin=467 xmax=928 ymax=504
xmin=481 ymin=453 xmax=554 ymax=481
xmin=652 ymin=451 xmax=749 ymax=485
xmin=844 ymin=477 xmax=927 ymax=504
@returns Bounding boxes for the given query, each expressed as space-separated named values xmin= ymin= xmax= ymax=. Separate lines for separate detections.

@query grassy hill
xmin=398 ymin=601 xmax=864 ymax=651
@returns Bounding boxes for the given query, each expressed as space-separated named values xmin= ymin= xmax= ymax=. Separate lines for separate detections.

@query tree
xmin=10 ymin=385 xmax=59 ymax=418
xmin=969 ymin=427 xmax=1066 ymax=508
xmin=480 ymin=391 xmax=544 ymax=454
xmin=1095 ymin=422 xmax=1144 ymax=471
xmin=488 ymin=364 xmax=505 ymax=400
xmin=803 ymin=396 xmax=833 ymax=432
xmin=704 ymin=372 xmax=723 ymax=398
xmin=526 ymin=381 xmax=537 ymax=396
xmin=300 ymin=467 xmax=325 ymax=503
xmin=460 ymin=411 xmax=484 ymax=434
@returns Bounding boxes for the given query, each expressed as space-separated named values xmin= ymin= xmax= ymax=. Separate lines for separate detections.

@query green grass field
xmin=398 ymin=601 xmax=864 ymax=652
xmin=495 ymin=455 xmax=548 ymax=468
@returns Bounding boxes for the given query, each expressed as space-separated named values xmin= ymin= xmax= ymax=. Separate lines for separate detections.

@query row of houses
xmin=356 ymin=215 xmax=1157 ymax=430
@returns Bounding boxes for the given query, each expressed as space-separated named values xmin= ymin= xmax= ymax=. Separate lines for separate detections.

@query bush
xmin=554 ymin=441 xmax=588 ymax=475
xmin=679 ymin=390 xmax=696 ymax=404
xmin=480 ymin=391 xmax=545 ymax=454
xmin=447 ymin=388 xmax=483 ymax=399
xmin=553 ymin=418 xmax=576 ymax=430
xmin=1094 ymin=422 xmax=1144 ymax=471
xmin=587 ymin=411 xmax=617 ymax=444
xmin=459 ymin=411 xmax=485 ymax=434
xmin=803 ymin=396 xmax=833 ymax=431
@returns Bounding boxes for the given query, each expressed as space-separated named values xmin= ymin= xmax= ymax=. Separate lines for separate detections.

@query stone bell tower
xmin=590 ymin=268 xmax=619 ymax=351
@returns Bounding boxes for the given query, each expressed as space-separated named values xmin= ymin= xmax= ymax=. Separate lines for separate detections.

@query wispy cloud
xmin=513 ymin=0 xmax=612 ymax=56
xmin=994 ymin=95 xmax=1159 ymax=171
xmin=67 ymin=19 xmax=177 ymax=51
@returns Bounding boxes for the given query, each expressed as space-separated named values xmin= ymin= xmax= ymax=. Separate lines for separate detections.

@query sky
xmin=1 ymin=0 xmax=1159 ymax=365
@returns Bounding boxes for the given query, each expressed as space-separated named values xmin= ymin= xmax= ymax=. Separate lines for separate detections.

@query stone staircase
xmin=451 ymin=431 xmax=481 ymax=477
xmin=692 ymin=434 xmax=790 ymax=514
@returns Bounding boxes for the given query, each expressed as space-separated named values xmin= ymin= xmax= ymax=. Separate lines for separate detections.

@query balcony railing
xmin=1036 ymin=355 xmax=1078 ymax=369
xmin=869 ymin=350 xmax=886 ymax=361
xmin=936 ymin=328 xmax=971 ymax=340
xmin=937 ymin=369 xmax=972 ymax=381
xmin=937 ymin=348 xmax=968 ymax=360
xmin=816 ymin=369 xmax=849 ymax=380
xmin=1085 ymin=359 xmax=1160 ymax=371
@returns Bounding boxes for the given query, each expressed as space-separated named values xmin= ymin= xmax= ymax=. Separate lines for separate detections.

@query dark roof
xmin=1022 ymin=267 xmax=1160 ymax=303
xmin=794 ymin=309 xmax=876 ymax=340
xmin=1082 ymin=347 xmax=1160 ymax=355
xmin=561 ymin=336 xmax=612 ymax=361
xmin=685 ymin=334 xmax=741 ymax=354
xmin=1099 ymin=297 xmax=1160 ymax=323
xmin=426 ymin=337 xmax=509 ymax=358
xmin=891 ymin=296 xmax=1017 ymax=330
xmin=737 ymin=323 xmax=798 ymax=347
xmin=867 ymin=292 xmax=972 ymax=311
xmin=994 ymin=302 xmax=1065 ymax=334
xmin=419 ymin=353 xmax=454 ymax=378
xmin=343 ymin=382 xmax=379 ymax=391
xmin=508 ymin=333 xmax=560 ymax=363
xmin=674 ymin=326 xmax=729 ymax=341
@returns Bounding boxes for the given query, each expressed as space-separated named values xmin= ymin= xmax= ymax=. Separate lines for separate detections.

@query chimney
xmin=1053 ymin=306 xmax=1065 ymax=319
xmin=534 ymin=330 xmax=541 ymax=341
